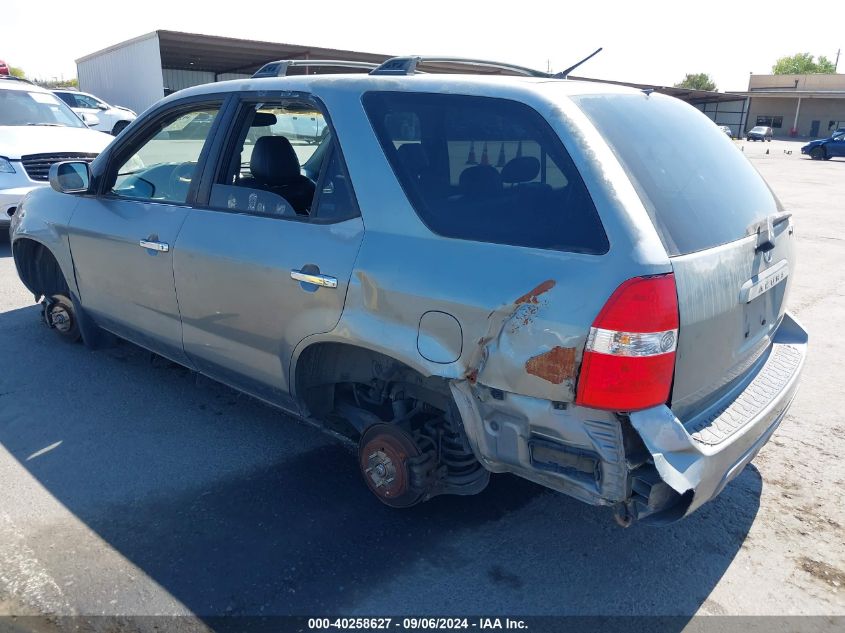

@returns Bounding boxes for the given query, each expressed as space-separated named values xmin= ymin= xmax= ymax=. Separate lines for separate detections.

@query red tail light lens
xmin=575 ymin=274 xmax=679 ymax=411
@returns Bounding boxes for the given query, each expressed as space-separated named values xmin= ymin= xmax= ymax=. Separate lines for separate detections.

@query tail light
xmin=575 ymin=274 xmax=679 ymax=411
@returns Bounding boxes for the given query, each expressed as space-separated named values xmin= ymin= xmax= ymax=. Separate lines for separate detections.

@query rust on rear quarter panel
xmin=525 ymin=346 xmax=577 ymax=384
xmin=461 ymin=278 xmax=583 ymax=401
xmin=515 ymin=280 xmax=556 ymax=305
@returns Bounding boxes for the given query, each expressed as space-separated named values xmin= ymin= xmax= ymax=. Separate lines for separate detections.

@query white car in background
xmin=54 ymin=89 xmax=136 ymax=136
xmin=1 ymin=76 xmax=112 ymax=234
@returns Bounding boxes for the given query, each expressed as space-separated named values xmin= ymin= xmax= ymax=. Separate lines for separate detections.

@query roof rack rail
xmin=369 ymin=56 xmax=549 ymax=78
xmin=252 ymin=59 xmax=379 ymax=79
xmin=0 ymin=75 xmax=34 ymax=84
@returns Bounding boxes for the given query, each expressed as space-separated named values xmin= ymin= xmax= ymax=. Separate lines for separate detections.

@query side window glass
xmin=76 ymin=95 xmax=99 ymax=109
xmin=363 ymin=92 xmax=608 ymax=254
xmin=210 ymin=101 xmax=344 ymax=219
xmin=312 ymin=147 xmax=357 ymax=221
xmin=109 ymin=107 xmax=220 ymax=204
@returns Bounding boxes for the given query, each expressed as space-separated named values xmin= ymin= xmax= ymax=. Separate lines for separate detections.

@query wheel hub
xmin=358 ymin=423 xmax=423 ymax=507
xmin=365 ymin=450 xmax=397 ymax=489
xmin=48 ymin=303 xmax=73 ymax=333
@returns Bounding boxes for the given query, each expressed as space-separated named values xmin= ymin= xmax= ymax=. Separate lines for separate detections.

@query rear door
xmin=69 ymin=100 xmax=225 ymax=364
xmin=576 ymin=93 xmax=795 ymax=420
xmin=172 ymin=97 xmax=363 ymax=409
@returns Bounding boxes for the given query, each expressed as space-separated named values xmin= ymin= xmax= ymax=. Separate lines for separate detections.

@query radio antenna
xmin=554 ymin=47 xmax=603 ymax=79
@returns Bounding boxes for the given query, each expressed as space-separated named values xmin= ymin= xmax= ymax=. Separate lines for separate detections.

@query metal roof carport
xmin=154 ymin=30 xmax=391 ymax=78
xmin=78 ymin=30 xmax=748 ymax=122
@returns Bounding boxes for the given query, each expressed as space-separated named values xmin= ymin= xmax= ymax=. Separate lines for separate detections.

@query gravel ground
xmin=0 ymin=139 xmax=843 ymax=626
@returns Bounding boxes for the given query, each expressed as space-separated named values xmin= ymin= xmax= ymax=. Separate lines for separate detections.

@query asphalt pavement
xmin=0 ymin=139 xmax=842 ymax=628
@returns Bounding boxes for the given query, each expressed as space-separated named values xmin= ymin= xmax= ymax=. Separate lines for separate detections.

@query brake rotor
xmin=44 ymin=294 xmax=80 ymax=342
xmin=358 ymin=423 xmax=424 ymax=508
xmin=48 ymin=302 xmax=73 ymax=334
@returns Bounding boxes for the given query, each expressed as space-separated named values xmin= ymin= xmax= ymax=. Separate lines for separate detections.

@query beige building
xmin=738 ymin=73 xmax=845 ymax=138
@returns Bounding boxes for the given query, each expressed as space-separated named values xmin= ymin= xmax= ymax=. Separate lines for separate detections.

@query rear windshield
xmin=574 ymin=93 xmax=778 ymax=256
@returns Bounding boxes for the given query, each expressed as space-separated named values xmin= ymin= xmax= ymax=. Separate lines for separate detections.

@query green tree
xmin=9 ymin=66 xmax=25 ymax=78
xmin=772 ymin=53 xmax=836 ymax=74
xmin=32 ymin=77 xmax=78 ymax=89
xmin=674 ymin=72 xmax=717 ymax=91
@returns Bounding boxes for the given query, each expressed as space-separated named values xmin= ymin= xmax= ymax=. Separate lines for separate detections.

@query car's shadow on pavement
xmin=0 ymin=305 xmax=762 ymax=625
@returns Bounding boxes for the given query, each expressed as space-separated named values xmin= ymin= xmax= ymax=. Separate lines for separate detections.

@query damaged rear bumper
xmin=628 ymin=311 xmax=808 ymax=519
xmin=450 ymin=312 xmax=808 ymax=524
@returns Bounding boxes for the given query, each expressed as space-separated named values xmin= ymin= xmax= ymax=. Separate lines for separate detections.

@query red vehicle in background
xmin=0 ymin=60 xmax=10 ymax=76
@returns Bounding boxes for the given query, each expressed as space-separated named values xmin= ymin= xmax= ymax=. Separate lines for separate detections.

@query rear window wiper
xmin=749 ymin=212 xmax=792 ymax=253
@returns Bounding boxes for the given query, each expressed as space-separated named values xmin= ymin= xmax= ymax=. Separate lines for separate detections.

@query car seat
xmin=249 ymin=136 xmax=315 ymax=213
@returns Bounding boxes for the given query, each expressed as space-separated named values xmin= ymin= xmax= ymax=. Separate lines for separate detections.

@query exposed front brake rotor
xmin=41 ymin=295 xmax=81 ymax=342
xmin=47 ymin=302 xmax=73 ymax=334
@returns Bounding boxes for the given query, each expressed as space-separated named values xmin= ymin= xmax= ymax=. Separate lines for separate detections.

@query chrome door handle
xmin=139 ymin=239 xmax=169 ymax=253
xmin=290 ymin=270 xmax=337 ymax=288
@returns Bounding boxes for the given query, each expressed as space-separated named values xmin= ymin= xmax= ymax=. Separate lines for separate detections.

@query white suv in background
xmin=54 ymin=89 xmax=137 ymax=136
xmin=1 ymin=77 xmax=112 ymax=235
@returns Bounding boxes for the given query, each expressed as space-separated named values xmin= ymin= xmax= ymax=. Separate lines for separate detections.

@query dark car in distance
xmin=746 ymin=126 xmax=773 ymax=142
xmin=802 ymin=130 xmax=845 ymax=160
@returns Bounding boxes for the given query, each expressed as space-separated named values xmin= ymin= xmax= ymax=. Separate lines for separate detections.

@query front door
xmin=173 ymin=98 xmax=363 ymax=409
xmin=829 ymin=133 xmax=845 ymax=157
xmin=68 ymin=102 xmax=224 ymax=364
xmin=69 ymin=93 xmax=107 ymax=132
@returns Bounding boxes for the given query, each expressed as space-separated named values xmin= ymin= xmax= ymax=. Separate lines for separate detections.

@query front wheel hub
xmin=48 ymin=303 xmax=73 ymax=333
xmin=42 ymin=295 xmax=81 ymax=342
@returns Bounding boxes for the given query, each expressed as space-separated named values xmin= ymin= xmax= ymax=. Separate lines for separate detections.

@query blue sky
xmin=4 ymin=0 xmax=843 ymax=91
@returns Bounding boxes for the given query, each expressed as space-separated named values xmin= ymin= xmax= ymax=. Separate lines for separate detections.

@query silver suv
xmin=10 ymin=57 xmax=808 ymax=525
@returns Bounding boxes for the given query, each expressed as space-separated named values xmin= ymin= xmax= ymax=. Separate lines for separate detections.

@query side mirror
xmin=97 ymin=103 xmax=109 ymax=110
xmin=80 ymin=112 xmax=100 ymax=127
xmin=49 ymin=161 xmax=91 ymax=194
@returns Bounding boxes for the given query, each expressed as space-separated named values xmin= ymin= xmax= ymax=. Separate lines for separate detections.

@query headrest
xmin=250 ymin=136 xmax=301 ymax=185
xmin=251 ymin=112 xmax=278 ymax=127
xmin=396 ymin=143 xmax=429 ymax=174
xmin=459 ymin=165 xmax=502 ymax=196
xmin=501 ymin=156 xmax=540 ymax=183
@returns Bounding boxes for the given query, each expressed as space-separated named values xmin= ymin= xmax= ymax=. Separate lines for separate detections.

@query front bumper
xmin=451 ymin=311 xmax=808 ymax=523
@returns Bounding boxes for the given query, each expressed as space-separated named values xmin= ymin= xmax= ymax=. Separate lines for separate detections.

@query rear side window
xmin=363 ymin=92 xmax=608 ymax=254
xmin=55 ymin=92 xmax=76 ymax=106
xmin=575 ymin=93 xmax=778 ymax=256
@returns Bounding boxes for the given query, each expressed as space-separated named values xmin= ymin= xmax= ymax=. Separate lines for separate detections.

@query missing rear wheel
xmin=358 ymin=423 xmax=425 ymax=508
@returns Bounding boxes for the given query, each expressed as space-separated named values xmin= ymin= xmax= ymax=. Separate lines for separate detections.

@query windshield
xmin=575 ymin=92 xmax=777 ymax=256
xmin=751 ymin=126 xmax=768 ymax=133
xmin=0 ymin=89 xmax=86 ymax=127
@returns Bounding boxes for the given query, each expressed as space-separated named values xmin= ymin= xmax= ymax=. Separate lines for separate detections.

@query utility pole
xmin=836 ymin=48 xmax=841 ymax=72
